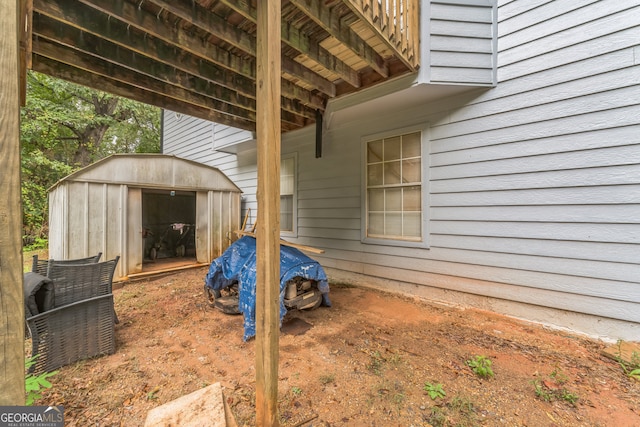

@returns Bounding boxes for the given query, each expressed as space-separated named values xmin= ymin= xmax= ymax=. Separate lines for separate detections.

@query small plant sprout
xmin=466 ymin=355 xmax=494 ymax=378
xmin=423 ymin=382 xmax=446 ymax=400
xmin=319 ymin=373 xmax=335 ymax=385
xmin=291 ymin=386 xmax=302 ymax=396
xmin=25 ymin=356 xmax=58 ymax=406
xmin=615 ymin=340 xmax=640 ymax=381
xmin=532 ymin=371 xmax=579 ymax=406
xmin=627 ymin=367 xmax=640 ymax=381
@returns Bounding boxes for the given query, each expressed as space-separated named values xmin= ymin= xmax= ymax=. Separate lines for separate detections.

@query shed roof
xmin=49 ymin=154 xmax=242 ymax=193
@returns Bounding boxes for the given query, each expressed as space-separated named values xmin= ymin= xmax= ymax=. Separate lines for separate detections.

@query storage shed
xmin=48 ymin=154 xmax=242 ymax=280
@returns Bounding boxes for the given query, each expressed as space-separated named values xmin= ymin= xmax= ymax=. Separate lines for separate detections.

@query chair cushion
xmin=23 ymin=272 xmax=55 ymax=316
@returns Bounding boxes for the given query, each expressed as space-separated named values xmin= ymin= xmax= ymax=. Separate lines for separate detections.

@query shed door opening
xmin=142 ymin=189 xmax=196 ymax=270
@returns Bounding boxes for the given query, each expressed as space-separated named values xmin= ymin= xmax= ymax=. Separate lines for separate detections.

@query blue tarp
xmin=205 ymin=236 xmax=330 ymax=341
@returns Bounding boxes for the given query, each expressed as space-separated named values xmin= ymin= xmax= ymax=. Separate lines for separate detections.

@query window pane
xmin=368 ymin=163 xmax=383 ymax=186
xmin=384 ymin=161 xmax=401 ymax=185
xmin=403 ymin=186 xmax=421 ymax=211
xmin=386 ymin=188 xmax=402 ymax=211
xmin=402 ymin=158 xmax=421 ymax=183
xmin=368 ymin=189 xmax=384 ymax=211
xmin=403 ymin=212 xmax=421 ymax=237
xmin=281 ymin=157 xmax=294 ymax=175
xmin=280 ymin=157 xmax=294 ymax=195
xmin=281 ymin=178 xmax=294 ymax=195
xmin=281 ymin=195 xmax=293 ymax=231
xmin=384 ymin=136 xmax=401 ymax=160
xmin=369 ymin=212 xmax=384 ymax=235
xmin=385 ymin=212 xmax=402 ymax=236
xmin=402 ymin=132 xmax=421 ymax=158
xmin=367 ymin=140 xmax=383 ymax=163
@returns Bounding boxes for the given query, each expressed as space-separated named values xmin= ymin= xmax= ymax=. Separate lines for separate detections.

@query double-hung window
xmin=364 ymin=129 xmax=426 ymax=245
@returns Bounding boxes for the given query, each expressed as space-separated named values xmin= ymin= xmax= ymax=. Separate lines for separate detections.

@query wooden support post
xmin=255 ymin=1 xmax=281 ymax=426
xmin=0 ymin=0 xmax=26 ymax=405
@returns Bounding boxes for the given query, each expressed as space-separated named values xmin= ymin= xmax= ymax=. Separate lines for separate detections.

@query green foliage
xmin=290 ymin=386 xmax=302 ymax=396
xmin=367 ymin=351 xmax=385 ymax=375
xmin=319 ymin=373 xmax=335 ymax=385
xmin=20 ymin=71 xmax=161 ymax=246
xmin=425 ymin=395 xmax=479 ymax=427
xmin=532 ymin=380 xmax=552 ymax=402
xmin=25 ymin=356 xmax=57 ymax=406
xmin=615 ymin=340 xmax=640 ymax=381
xmin=466 ymin=355 xmax=494 ymax=378
xmin=423 ymin=382 xmax=446 ymax=400
xmin=532 ymin=368 xmax=579 ymax=406
xmin=450 ymin=396 xmax=475 ymax=415
xmin=23 ymin=238 xmax=48 ymax=253
xmin=627 ymin=368 xmax=640 ymax=381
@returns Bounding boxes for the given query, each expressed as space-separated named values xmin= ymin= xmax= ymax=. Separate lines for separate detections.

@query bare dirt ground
xmin=35 ymin=267 xmax=640 ymax=426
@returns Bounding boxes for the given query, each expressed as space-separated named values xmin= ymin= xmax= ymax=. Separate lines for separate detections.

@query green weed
xmin=368 ymin=351 xmax=385 ymax=376
xmin=614 ymin=340 xmax=640 ymax=381
xmin=424 ymin=394 xmax=479 ymax=427
xmin=423 ymin=382 xmax=446 ymax=400
xmin=532 ymin=369 xmax=579 ymax=406
xmin=25 ymin=355 xmax=57 ymax=405
xmin=466 ymin=355 xmax=494 ymax=378
xmin=319 ymin=373 xmax=335 ymax=385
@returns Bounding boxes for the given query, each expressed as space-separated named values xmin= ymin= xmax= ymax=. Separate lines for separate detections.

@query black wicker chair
xmin=26 ymin=257 xmax=120 ymax=374
xmin=46 ymin=256 xmax=118 ymax=308
xmin=26 ymin=295 xmax=116 ymax=374
xmin=31 ymin=252 xmax=102 ymax=276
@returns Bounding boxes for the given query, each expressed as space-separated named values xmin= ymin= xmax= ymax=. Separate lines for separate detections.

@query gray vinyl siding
xmin=303 ymin=0 xmax=640 ymax=326
xmin=161 ymin=0 xmax=640 ymax=337
xmin=163 ymin=110 xmax=259 ymax=225
xmin=428 ymin=0 xmax=497 ymax=85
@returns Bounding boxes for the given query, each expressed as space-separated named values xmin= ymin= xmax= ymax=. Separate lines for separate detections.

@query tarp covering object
xmin=205 ymin=236 xmax=329 ymax=341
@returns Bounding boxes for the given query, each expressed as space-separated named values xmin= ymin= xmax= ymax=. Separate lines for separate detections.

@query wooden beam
xmin=36 ymin=0 xmax=255 ymax=97
xmin=31 ymin=54 xmax=260 ymax=131
xmin=289 ymin=0 xmax=389 ymax=78
xmin=33 ymin=16 xmax=315 ymax=126
xmin=221 ymin=0 xmax=362 ymax=89
xmin=235 ymin=231 xmax=325 ymax=254
xmin=255 ymin=0 xmax=281 ymax=425
xmin=32 ymin=29 xmax=257 ymax=118
xmin=150 ymin=0 xmax=255 ymax=56
xmin=145 ymin=0 xmax=335 ymax=98
xmin=342 ymin=0 xmax=419 ymax=70
xmin=31 ymin=19 xmax=248 ymax=109
xmin=38 ymin=0 xmax=326 ymax=112
xmin=80 ymin=0 xmax=255 ymax=78
xmin=34 ymin=38 xmax=307 ymax=131
xmin=0 ymin=0 xmax=26 ymax=405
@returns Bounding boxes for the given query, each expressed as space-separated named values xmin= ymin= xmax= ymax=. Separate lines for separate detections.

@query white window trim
xmin=360 ymin=123 xmax=430 ymax=248
xmin=280 ymin=152 xmax=298 ymax=238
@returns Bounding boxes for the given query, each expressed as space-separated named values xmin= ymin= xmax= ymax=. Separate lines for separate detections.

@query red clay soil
xmin=35 ymin=267 xmax=640 ymax=426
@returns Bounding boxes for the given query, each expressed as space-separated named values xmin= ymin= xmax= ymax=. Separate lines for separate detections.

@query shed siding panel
xmin=126 ymin=187 xmax=143 ymax=275
xmin=65 ymin=182 xmax=88 ymax=259
xmin=47 ymin=187 xmax=66 ymax=259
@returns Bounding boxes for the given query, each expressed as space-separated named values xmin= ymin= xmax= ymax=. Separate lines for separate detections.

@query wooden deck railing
xmin=345 ymin=0 xmax=420 ymax=70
